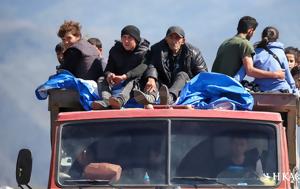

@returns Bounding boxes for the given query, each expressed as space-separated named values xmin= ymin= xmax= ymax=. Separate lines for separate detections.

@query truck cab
xmin=17 ymin=90 xmax=299 ymax=189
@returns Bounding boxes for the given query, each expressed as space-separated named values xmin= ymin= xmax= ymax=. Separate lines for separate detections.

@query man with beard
xmin=134 ymin=26 xmax=207 ymax=105
xmin=212 ymin=16 xmax=284 ymax=80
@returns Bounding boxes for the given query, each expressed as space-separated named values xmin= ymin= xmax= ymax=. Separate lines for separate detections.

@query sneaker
xmin=109 ymin=97 xmax=124 ymax=109
xmin=133 ymin=90 xmax=156 ymax=105
xmin=91 ymin=100 xmax=109 ymax=110
xmin=159 ymin=84 xmax=171 ymax=105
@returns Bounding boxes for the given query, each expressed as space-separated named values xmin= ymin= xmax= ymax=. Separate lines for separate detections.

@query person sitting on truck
xmin=285 ymin=46 xmax=298 ymax=70
xmin=297 ymin=48 xmax=300 ymax=68
xmin=91 ymin=25 xmax=150 ymax=109
xmin=88 ymin=37 xmax=107 ymax=70
xmin=216 ymin=134 xmax=263 ymax=179
xmin=212 ymin=16 xmax=285 ymax=80
xmin=234 ymin=26 xmax=297 ymax=94
xmin=291 ymin=66 xmax=300 ymax=89
xmin=57 ymin=20 xmax=104 ymax=81
xmin=133 ymin=26 xmax=208 ymax=105
xmin=55 ymin=42 xmax=65 ymax=65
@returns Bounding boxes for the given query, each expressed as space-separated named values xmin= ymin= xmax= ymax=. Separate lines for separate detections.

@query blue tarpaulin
xmin=35 ymin=70 xmax=141 ymax=110
xmin=35 ymin=70 xmax=99 ymax=110
xmin=36 ymin=71 xmax=253 ymax=111
xmin=176 ymin=72 xmax=254 ymax=110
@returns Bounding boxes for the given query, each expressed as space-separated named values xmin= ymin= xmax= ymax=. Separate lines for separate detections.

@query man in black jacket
xmin=134 ymin=26 xmax=208 ymax=105
xmin=92 ymin=25 xmax=149 ymax=109
xmin=57 ymin=20 xmax=104 ymax=81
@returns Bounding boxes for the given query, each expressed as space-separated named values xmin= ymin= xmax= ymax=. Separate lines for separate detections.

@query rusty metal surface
xmin=252 ymin=93 xmax=298 ymax=112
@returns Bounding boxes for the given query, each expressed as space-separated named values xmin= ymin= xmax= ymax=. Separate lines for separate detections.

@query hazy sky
xmin=0 ymin=0 xmax=299 ymax=187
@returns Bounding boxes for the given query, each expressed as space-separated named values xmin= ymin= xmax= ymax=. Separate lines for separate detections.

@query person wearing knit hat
xmin=92 ymin=25 xmax=150 ymax=110
xmin=121 ymin=25 xmax=141 ymax=43
xmin=133 ymin=26 xmax=208 ymax=106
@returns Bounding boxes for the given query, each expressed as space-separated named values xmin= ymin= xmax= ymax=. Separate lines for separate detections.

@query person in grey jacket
xmin=92 ymin=25 xmax=149 ymax=109
xmin=57 ymin=20 xmax=104 ymax=81
xmin=134 ymin=26 xmax=208 ymax=105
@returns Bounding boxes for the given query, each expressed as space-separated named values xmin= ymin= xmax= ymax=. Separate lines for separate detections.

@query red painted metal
xmin=48 ymin=109 xmax=288 ymax=188
xmin=57 ymin=109 xmax=282 ymax=123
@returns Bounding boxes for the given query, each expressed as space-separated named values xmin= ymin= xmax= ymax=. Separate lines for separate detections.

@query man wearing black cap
xmin=134 ymin=26 xmax=208 ymax=105
xmin=92 ymin=25 xmax=150 ymax=109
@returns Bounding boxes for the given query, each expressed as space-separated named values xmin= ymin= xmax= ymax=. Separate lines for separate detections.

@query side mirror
xmin=16 ymin=149 xmax=32 ymax=188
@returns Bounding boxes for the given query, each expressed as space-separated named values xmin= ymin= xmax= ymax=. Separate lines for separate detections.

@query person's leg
xmin=133 ymin=90 xmax=158 ymax=105
xmin=133 ymin=80 xmax=158 ymax=105
xmin=109 ymin=80 xmax=135 ymax=109
xmin=92 ymin=77 xmax=111 ymax=110
xmin=98 ymin=77 xmax=111 ymax=100
xmin=169 ymin=71 xmax=190 ymax=98
xmin=160 ymin=72 xmax=190 ymax=105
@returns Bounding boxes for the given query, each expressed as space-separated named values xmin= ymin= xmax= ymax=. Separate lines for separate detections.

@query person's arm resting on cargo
xmin=243 ymin=56 xmax=285 ymax=79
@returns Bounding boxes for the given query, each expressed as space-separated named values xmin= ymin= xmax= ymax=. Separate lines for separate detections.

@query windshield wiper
xmin=172 ymin=176 xmax=234 ymax=189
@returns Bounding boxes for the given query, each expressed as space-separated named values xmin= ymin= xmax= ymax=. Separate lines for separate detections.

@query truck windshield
xmin=171 ymin=119 xmax=278 ymax=186
xmin=57 ymin=119 xmax=278 ymax=187
xmin=58 ymin=119 xmax=168 ymax=186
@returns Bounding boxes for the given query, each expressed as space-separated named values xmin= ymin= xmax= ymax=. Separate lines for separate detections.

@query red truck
xmin=16 ymin=90 xmax=299 ymax=189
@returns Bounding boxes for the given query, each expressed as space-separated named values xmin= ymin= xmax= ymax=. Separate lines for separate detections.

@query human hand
xmin=112 ymin=74 xmax=127 ymax=85
xmin=106 ymin=73 xmax=116 ymax=85
xmin=274 ymin=69 xmax=285 ymax=80
xmin=144 ymin=78 xmax=157 ymax=93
